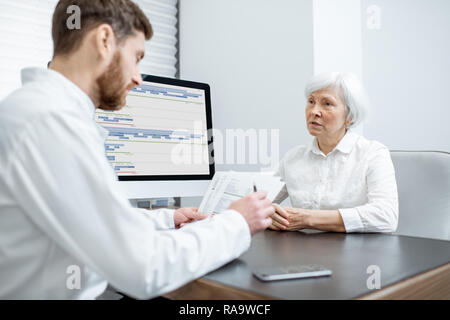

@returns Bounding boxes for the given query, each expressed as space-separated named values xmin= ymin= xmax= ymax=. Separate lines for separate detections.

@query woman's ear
xmin=345 ymin=117 xmax=353 ymax=128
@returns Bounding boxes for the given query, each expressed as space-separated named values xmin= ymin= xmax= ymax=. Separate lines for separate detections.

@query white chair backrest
xmin=391 ymin=151 xmax=450 ymax=241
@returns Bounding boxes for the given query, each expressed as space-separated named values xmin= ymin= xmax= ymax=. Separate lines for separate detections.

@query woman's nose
xmin=310 ymin=104 xmax=322 ymax=117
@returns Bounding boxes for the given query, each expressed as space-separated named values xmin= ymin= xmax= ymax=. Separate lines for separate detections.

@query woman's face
xmin=305 ymin=87 xmax=349 ymax=140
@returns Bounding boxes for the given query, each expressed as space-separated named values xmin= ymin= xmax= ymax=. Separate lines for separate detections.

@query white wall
xmin=313 ymin=0 xmax=362 ymax=77
xmin=313 ymin=0 xmax=363 ymax=134
xmin=178 ymin=0 xmax=450 ymax=207
xmin=179 ymin=0 xmax=314 ymax=173
xmin=361 ymin=0 xmax=450 ymax=151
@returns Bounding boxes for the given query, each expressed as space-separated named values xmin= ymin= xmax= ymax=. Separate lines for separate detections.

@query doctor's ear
xmin=94 ymin=24 xmax=117 ymax=61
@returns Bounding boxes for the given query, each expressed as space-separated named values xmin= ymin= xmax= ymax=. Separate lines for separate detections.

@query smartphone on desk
xmin=253 ymin=265 xmax=332 ymax=282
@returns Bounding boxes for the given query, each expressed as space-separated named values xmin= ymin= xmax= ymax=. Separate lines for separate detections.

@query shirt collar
xmin=309 ymin=130 xmax=358 ymax=156
xmin=309 ymin=138 xmax=323 ymax=156
xmin=21 ymin=67 xmax=96 ymax=119
xmin=96 ymin=124 xmax=110 ymax=141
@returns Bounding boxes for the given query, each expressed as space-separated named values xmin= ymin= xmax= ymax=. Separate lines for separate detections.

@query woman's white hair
xmin=304 ymin=72 xmax=370 ymax=128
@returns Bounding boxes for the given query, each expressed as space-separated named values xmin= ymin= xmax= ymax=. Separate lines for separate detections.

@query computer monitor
xmin=94 ymin=74 xmax=215 ymax=199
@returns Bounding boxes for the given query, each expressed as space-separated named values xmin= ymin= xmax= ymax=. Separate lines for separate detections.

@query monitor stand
xmin=130 ymin=197 xmax=181 ymax=209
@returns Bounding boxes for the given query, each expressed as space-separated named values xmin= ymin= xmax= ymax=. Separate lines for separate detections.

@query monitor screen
xmin=95 ymin=74 xmax=214 ymax=181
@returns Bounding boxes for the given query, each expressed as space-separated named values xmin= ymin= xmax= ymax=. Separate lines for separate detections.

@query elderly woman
xmin=270 ymin=72 xmax=398 ymax=233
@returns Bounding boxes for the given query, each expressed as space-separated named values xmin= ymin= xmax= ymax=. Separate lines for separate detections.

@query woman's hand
xmin=268 ymin=204 xmax=289 ymax=230
xmin=269 ymin=204 xmax=310 ymax=231
xmin=283 ymin=207 xmax=310 ymax=231
xmin=173 ymin=207 xmax=209 ymax=229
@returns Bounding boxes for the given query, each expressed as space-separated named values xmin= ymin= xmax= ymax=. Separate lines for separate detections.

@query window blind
xmin=137 ymin=0 xmax=178 ymax=78
xmin=0 ymin=0 xmax=178 ymax=101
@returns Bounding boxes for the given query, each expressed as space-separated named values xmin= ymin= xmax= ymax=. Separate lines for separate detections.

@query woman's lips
xmin=310 ymin=121 xmax=322 ymax=127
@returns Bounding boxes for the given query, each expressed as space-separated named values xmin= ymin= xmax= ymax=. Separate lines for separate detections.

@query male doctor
xmin=0 ymin=0 xmax=274 ymax=299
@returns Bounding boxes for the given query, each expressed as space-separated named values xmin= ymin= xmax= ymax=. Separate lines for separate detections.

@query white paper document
xmin=198 ymin=171 xmax=286 ymax=214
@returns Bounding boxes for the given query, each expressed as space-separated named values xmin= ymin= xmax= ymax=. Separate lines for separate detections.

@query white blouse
xmin=275 ymin=131 xmax=399 ymax=233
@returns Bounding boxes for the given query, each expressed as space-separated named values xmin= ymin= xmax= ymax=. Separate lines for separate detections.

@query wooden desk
xmin=164 ymin=231 xmax=450 ymax=300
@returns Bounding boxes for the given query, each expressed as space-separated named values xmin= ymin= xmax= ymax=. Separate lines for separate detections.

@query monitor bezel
xmin=116 ymin=74 xmax=215 ymax=181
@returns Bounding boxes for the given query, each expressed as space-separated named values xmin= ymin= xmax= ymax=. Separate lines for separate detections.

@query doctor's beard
xmin=96 ymin=51 xmax=129 ymax=111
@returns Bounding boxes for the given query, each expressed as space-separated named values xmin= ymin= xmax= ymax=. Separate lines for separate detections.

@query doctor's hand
xmin=174 ymin=207 xmax=208 ymax=229
xmin=228 ymin=191 xmax=274 ymax=235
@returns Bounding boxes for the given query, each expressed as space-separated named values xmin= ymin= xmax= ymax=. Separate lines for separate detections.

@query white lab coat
xmin=0 ymin=68 xmax=250 ymax=299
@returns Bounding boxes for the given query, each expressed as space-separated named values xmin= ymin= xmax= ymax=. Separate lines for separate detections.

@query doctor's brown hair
xmin=51 ymin=0 xmax=153 ymax=56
